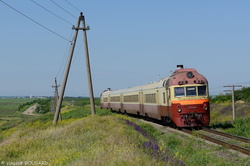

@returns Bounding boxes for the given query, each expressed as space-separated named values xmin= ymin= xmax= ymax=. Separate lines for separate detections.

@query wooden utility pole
xmin=51 ymin=78 xmax=59 ymax=112
xmin=80 ymin=14 xmax=96 ymax=115
xmin=223 ymin=85 xmax=242 ymax=121
xmin=51 ymin=78 xmax=61 ymax=120
xmin=53 ymin=12 xmax=96 ymax=125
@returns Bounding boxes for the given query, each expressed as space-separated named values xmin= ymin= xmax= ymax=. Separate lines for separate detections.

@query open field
xmin=0 ymin=98 xmax=37 ymax=131
xmin=0 ymin=98 xmax=34 ymax=115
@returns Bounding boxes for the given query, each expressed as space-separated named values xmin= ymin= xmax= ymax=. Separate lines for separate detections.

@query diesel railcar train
xmin=100 ymin=65 xmax=210 ymax=127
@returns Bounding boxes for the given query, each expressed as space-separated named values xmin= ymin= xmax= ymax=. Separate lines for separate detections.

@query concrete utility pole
xmin=53 ymin=12 xmax=96 ymax=125
xmin=223 ymin=85 xmax=242 ymax=121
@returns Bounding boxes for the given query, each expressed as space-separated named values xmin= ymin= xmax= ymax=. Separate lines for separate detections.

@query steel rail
xmin=181 ymin=129 xmax=250 ymax=156
xmin=203 ymin=127 xmax=250 ymax=143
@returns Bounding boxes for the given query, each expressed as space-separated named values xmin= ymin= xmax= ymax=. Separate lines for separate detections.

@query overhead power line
xmin=31 ymin=0 xmax=73 ymax=25
xmin=50 ymin=0 xmax=77 ymax=19
xmin=65 ymin=0 xmax=81 ymax=12
xmin=0 ymin=0 xmax=71 ymax=42
xmin=56 ymin=31 xmax=74 ymax=82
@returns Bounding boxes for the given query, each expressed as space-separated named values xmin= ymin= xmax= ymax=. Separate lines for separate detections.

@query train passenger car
xmin=100 ymin=65 xmax=210 ymax=127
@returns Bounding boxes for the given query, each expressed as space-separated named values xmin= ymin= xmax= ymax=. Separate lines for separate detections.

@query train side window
xmin=145 ymin=93 xmax=156 ymax=103
xmin=186 ymin=86 xmax=196 ymax=96
xmin=175 ymin=87 xmax=184 ymax=97
xmin=198 ymin=86 xmax=206 ymax=96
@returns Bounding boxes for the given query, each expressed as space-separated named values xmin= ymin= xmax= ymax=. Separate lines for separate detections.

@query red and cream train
xmin=100 ymin=65 xmax=210 ymax=127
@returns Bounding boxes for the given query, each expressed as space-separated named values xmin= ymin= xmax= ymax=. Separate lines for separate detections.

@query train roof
xmin=102 ymin=76 xmax=170 ymax=95
xmin=101 ymin=65 xmax=208 ymax=96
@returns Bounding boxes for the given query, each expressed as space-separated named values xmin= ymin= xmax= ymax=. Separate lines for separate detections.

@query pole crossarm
xmin=223 ymin=85 xmax=242 ymax=87
xmin=72 ymin=26 xmax=90 ymax=30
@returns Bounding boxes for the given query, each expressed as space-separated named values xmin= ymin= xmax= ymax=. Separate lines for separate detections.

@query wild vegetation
xmin=209 ymin=87 xmax=250 ymax=138
xmin=0 ymin=97 xmax=249 ymax=166
xmin=18 ymin=98 xmax=51 ymax=114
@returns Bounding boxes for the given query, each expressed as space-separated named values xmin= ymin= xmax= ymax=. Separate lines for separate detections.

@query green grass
xmin=1 ymin=110 xmax=249 ymax=166
xmin=0 ymin=115 xmax=170 ymax=165
xmin=61 ymin=106 xmax=113 ymax=120
xmin=0 ymin=99 xmax=249 ymax=165
xmin=220 ymin=118 xmax=250 ymax=138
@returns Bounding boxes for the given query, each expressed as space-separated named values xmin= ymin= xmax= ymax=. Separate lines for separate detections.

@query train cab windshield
xmin=174 ymin=85 xmax=207 ymax=97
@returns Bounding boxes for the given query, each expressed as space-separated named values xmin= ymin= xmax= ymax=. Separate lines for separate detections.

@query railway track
xmin=181 ymin=128 xmax=250 ymax=156
xmin=140 ymin=118 xmax=250 ymax=156
xmin=202 ymin=127 xmax=250 ymax=143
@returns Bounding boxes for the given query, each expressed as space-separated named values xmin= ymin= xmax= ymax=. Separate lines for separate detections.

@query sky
xmin=0 ymin=0 xmax=250 ymax=97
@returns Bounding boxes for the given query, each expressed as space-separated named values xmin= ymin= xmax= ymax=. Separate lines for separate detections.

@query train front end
xmin=169 ymin=65 xmax=210 ymax=127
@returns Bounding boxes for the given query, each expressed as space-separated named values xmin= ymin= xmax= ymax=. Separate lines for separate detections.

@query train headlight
xmin=177 ymin=108 xmax=182 ymax=113
xmin=187 ymin=72 xmax=194 ymax=78
xmin=203 ymin=103 xmax=208 ymax=111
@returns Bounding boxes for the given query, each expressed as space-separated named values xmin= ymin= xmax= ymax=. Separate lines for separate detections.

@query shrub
xmin=18 ymin=99 xmax=51 ymax=114
xmin=210 ymin=87 xmax=250 ymax=103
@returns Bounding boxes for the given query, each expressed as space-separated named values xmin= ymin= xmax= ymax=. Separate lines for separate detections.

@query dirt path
xmin=22 ymin=103 xmax=40 ymax=115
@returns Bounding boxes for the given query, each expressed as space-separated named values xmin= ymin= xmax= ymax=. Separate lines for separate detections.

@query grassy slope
xmin=0 ymin=115 xmax=169 ymax=165
xmin=0 ymin=105 xmax=249 ymax=166
xmin=210 ymin=103 xmax=250 ymax=123
xmin=210 ymin=103 xmax=250 ymax=138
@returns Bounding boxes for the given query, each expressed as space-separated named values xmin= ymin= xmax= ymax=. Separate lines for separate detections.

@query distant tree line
xmin=210 ymin=87 xmax=250 ymax=103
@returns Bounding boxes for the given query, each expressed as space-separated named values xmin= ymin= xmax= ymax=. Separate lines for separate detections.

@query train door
xmin=121 ymin=94 xmax=123 ymax=112
xmin=156 ymin=90 xmax=160 ymax=119
xmin=166 ymin=88 xmax=171 ymax=117
xmin=108 ymin=95 xmax=110 ymax=109
xmin=139 ymin=92 xmax=144 ymax=116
